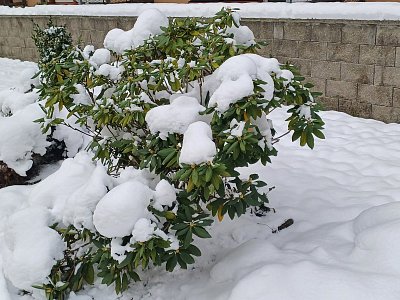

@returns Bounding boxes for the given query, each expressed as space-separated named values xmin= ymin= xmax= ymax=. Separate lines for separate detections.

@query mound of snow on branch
xmin=207 ymin=54 xmax=284 ymax=112
xmin=93 ymin=180 xmax=153 ymax=238
xmin=0 ymin=103 xmax=50 ymax=175
xmin=179 ymin=121 xmax=216 ymax=165
xmin=104 ymin=8 xmax=168 ymax=54
xmin=145 ymin=96 xmax=206 ymax=140
xmin=0 ymin=58 xmax=87 ymax=176
xmin=2 ymin=206 xmax=65 ymax=291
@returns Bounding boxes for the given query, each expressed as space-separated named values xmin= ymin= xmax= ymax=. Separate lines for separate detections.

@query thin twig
xmin=272 ymin=130 xmax=291 ymax=144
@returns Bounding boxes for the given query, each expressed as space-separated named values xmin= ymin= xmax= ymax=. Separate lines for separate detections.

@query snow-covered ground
xmin=1 ymin=56 xmax=400 ymax=300
xmin=1 ymin=2 xmax=400 ymax=20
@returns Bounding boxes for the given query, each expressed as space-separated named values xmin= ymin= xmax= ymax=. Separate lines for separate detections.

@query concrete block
xmin=91 ymin=18 xmax=111 ymax=33
xmin=259 ymin=21 xmax=274 ymax=40
xmin=283 ymin=22 xmax=311 ymax=41
xmin=273 ymin=23 xmax=284 ymax=40
xmin=54 ymin=17 xmax=69 ymax=27
xmin=8 ymin=37 xmax=25 ymax=48
xmin=81 ymin=17 xmax=96 ymax=30
xmin=2 ymin=46 xmax=11 ymax=57
xmin=359 ymin=45 xmax=396 ymax=66
xmin=327 ymin=43 xmax=359 ymax=63
xmin=66 ymin=17 xmax=83 ymax=33
xmin=392 ymin=88 xmax=400 ymax=108
xmin=340 ymin=63 xmax=374 ymax=84
xmin=11 ymin=47 xmax=22 ymax=59
xmin=0 ymin=27 xmax=6 ymax=38
xmin=291 ymin=58 xmax=312 ymax=76
xmin=358 ymin=84 xmax=393 ymax=106
xmin=277 ymin=57 xmax=311 ymax=76
xmin=105 ymin=18 xmax=119 ymax=32
xmin=24 ymin=37 xmax=36 ymax=49
xmin=257 ymin=39 xmax=273 ymax=57
xmin=342 ymin=24 xmax=376 ymax=45
xmin=311 ymin=23 xmax=342 ymax=43
xmin=298 ymin=41 xmax=327 ymax=60
xmin=80 ymin=30 xmax=92 ymax=45
xmin=243 ymin=20 xmax=272 ymax=40
xmin=272 ymin=39 xmax=298 ymax=58
xmin=371 ymin=105 xmax=400 ymax=123
xmin=117 ymin=17 xmax=136 ymax=31
xmin=71 ymin=32 xmax=81 ymax=45
xmin=311 ymin=61 xmax=341 ymax=80
xmin=326 ymin=80 xmax=357 ymax=99
xmin=91 ymin=31 xmax=105 ymax=49
xmin=0 ymin=37 xmax=8 ymax=47
xmin=373 ymin=66 xmax=400 ymax=88
xmin=31 ymin=16 xmax=48 ymax=28
xmin=377 ymin=26 xmax=400 ymax=46
xmin=374 ymin=65 xmax=384 ymax=86
xmin=339 ymin=100 xmax=372 ymax=119
xmin=305 ymin=76 xmax=326 ymax=96
xmin=317 ymin=96 xmax=338 ymax=111
xmin=396 ymin=47 xmax=400 ymax=67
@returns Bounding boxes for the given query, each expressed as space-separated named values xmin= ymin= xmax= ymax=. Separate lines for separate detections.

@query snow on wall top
xmin=1 ymin=3 xmax=400 ymax=21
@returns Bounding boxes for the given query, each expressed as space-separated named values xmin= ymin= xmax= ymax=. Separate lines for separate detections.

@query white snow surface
xmin=0 ymin=103 xmax=50 ymax=175
xmin=1 ymin=3 xmax=400 ymax=21
xmin=179 ymin=121 xmax=217 ymax=165
xmin=104 ymin=8 xmax=168 ymax=54
xmin=209 ymin=54 xmax=279 ymax=112
xmin=2 ymin=58 xmax=400 ymax=299
xmin=0 ymin=58 xmax=86 ymax=175
xmin=2 ymin=206 xmax=65 ymax=291
xmin=93 ymin=180 xmax=153 ymax=238
xmin=145 ymin=96 xmax=206 ymax=140
xmin=0 ymin=58 xmax=49 ymax=175
xmin=153 ymin=179 xmax=176 ymax=211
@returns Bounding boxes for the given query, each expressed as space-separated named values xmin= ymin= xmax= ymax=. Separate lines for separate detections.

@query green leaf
xmin=117 ymin=252 xmax=134 ymax=269
xmin=313 ymin=128 xmax=325 ymax=139
xmin=205 ymin=167 xmax=213 ymax=182
xmin=166 ymin=255 xmax=178 ymax=272
xmin=192 ymin=226 xmax=211 ymax=238
xmin=183 ymin=229 xmax=193 ymax=248
xmin=180 ymin=252 xmax=195 ymax=264
xmin=292 ymin=130 xmax=301 ymax=142
xmin=186 ymin=245 xmax=201 ymax=256
xmin=84 ymin=264 xmax=95 ymax=285
xmin=300 ymin=131 xmax=307 ymax=146
xmin=192 ymin=169 xmax=199 ymax=185
xmin=306 ymin=132 xmax=315 ymax=149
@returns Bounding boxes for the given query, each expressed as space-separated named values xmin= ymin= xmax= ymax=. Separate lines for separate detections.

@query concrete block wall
xmin=241 ymin=19 xmax=400 ymax=123
xmin=1 ymin=16 xmax=400 ymax=123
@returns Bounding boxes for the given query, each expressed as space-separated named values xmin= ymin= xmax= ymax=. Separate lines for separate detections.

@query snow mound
xmin=179 ymin=121 xmax=216 ymax=165
xmin=153 ymin=179 xmax=176 ymax=211
xmin=0 ymin=90 xmax=37 ymax=116
xmin=93 ymin=180 xmax=153 ymax=238
xmin=89 ymin=48 xmax=111 ymax=68
xmin=62 ymin=164 xmax=113 ymax=230
xmin=227 ymin=260 xmax=400 ymax=300
xmin=0 ymin=103 xmax=50 ymax=175
xmin=2 ymin=206 xmax=65 ymax=291
xmin=209 ymin=54 xmax=281 ymax=112
xmin=0 ymin=185 xmax=31 ymax=232
xmin=104 ymin=8 xmax=168 ymax=54
xmin=352 ymin=202 xmax=400 ymax=274
xmin=145 ymin=96 xmax=205 ymax=140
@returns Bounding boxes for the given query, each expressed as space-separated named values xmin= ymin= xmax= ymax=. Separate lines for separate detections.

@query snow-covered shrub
xmin=32 ymin=19 xmax=72 ymax=65
xmin=34 ymin=8 xmax=324 ymax=299
xmin=0 ymin=23 xmax=76 ymax=186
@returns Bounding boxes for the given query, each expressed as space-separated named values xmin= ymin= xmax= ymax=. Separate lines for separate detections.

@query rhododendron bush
xmin=26 ymin=8 xmax=324 ymax=299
